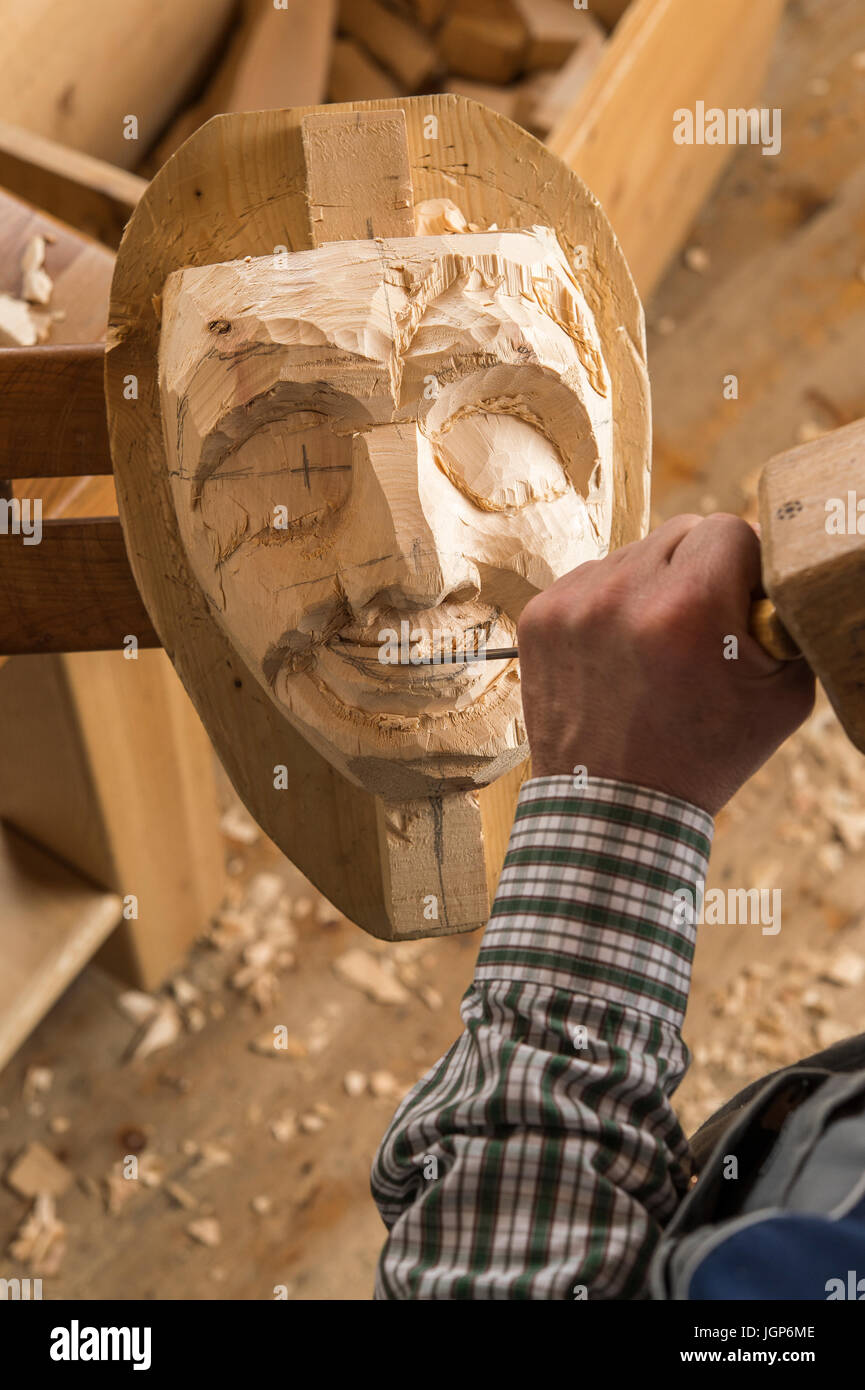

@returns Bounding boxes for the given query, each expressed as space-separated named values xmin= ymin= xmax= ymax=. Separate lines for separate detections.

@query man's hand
xmin=517 ymin=514 xmax=815 ymax=816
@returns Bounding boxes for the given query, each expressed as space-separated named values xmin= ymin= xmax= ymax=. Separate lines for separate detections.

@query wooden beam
xmin=0 ymin=120 xmax=145 ymax=249
xmin=547 ymin=0 xmax=786 ymax=297
xmin=0 ymin=345 xmax=110 ymax=479
xmin=0 ymin=517 xmax=158 ymax=655
xmin=0 ymin=0 xmax=235 ymax=168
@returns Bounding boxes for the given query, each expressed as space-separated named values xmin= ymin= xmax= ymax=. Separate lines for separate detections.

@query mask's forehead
xmin=158 ymin=229 xmax=608 ymax=480
xmin=160 ymin=228 xmax=590 ymax=367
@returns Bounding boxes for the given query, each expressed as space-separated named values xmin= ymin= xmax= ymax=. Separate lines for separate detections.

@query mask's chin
xmin=268 ymin=655 xmax=528 ymax=799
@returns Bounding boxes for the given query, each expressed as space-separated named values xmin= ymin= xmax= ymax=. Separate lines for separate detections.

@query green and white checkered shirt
xmin=371 ymin=775 xmax=714 ymax=1299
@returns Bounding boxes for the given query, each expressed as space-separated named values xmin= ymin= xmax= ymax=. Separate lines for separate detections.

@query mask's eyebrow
xmin=177 ymin=379 xmax=376 ymax=492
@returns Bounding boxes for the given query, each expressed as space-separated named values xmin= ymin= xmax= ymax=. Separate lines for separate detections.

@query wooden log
xmin=0 ymin=120 xmax=145 ymax=249
xmin=0 ymin=0 xmax=235 ymax=168
xmin=0 ymin=345 xmax=111 ymax=478
xmin=146 ymin=0 xmax=338 ymax=169
xmin=329 ymin=38 xmax=401 ymax=102
xmin=548 ymin=0 xmax=787 ymax=297
xmin=339 ymin=0 xmax=441 ymax=88
xmin=438 ymin=1 xmax=528 ymax=83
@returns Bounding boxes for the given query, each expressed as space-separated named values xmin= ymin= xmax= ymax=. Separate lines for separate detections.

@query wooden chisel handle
xmin=749 ymin=598 xmax=801 ymax=661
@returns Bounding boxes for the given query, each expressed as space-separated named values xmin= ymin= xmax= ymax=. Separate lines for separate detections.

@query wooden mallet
xmin=749 ymin=416 xmax=865 ymax=752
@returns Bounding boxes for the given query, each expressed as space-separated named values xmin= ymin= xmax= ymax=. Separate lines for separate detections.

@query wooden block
xmin=548 ymin=0 xmax=786 ymax=297
xmin=438 ymin=2 xmax=528 ymax=83
xmin=302 ymin=109 xmax=415 ymax=243
xmin=329 ymin=38 xmax=401 ymax=102
xmin=529 ymin=14 xmax=606 ymax=133
xmin=760 ymin=418 xmax=865 ymax=753
xmin=339 ymin=0 xmax=440 ymax=88
xmin=0 ymin=518 xmax=158 ymax=656
xmin=0 ymin=121 xmax=145 ymax=249
xmin=5 ymin=1141 xmax=74 ymax=1200
xmin=511 ymin=0 xmax=602 ymax=70
xmin=0 ymin=345 xmax=110 ymax=478
xmin=0 ymin=824 xmax=120 ymax=1072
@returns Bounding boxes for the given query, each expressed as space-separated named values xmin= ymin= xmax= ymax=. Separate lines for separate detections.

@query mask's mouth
xmin=332 ymin=617 xmax=498 ymax=669
xmin=284 ymin=609 xmax=517 ymax=718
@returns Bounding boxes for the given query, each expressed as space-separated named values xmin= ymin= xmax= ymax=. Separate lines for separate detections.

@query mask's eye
xmin=200 ymin=411 xmax=352 ymax=542
xmin=432 ymin=411 xmax=570 ymax=512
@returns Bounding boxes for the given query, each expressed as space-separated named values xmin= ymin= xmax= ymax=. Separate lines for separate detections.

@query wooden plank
xmin=0 ymin=0 xmax=234 ymax=168
xmin=0 ymin=823 xmax=121 ymax=1071
xmin=63 ymin=649 xmax=226 ymax=988
xmin=301 ymin=110 xmax=416 ymax=243
xmin=548 ymin=0 xmax=786 ymax=296
xmin=0 ymin=345 xmax=110 ymax=479
xmin=0 ymin=119 xmax=145 ymax=249
xmin=0 ymin=518 xmax=157 ymax=655
xmin=338 ymin=0 xmax=440 ymax=88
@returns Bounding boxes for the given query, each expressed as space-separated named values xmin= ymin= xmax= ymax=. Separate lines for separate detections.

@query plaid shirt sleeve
xmin=370 ymin=774 xmax=714 ymax=1300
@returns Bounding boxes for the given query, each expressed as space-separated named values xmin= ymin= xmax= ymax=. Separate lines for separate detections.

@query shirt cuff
xmin=475 ymin=774 xmax=714 ymax=1029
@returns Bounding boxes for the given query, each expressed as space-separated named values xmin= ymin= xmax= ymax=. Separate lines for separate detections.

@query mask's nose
xmin=339 ymin=422 xmax=480 ymax=614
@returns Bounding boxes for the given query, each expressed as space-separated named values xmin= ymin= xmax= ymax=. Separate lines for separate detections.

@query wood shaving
xmin=6 ymin=1141 xmax=73 ymax=1200
xmin=127 ymin=1001 xmax=183 ymax=1062
xmin=269 ymin=1110 xmax=297 ymax=1143
xmin=187 ymin=1217 xmax=221 ymax=1247
xmin=20 ymin=235 xmax=53 ymax=304
xmin=332 ymin=948 xmax=411 ymax=1005
xmin=9 ymin=1194 xmax=66 ymax=1275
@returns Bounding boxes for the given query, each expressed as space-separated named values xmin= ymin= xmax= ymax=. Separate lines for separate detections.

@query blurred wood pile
xmin=144 ymin=0 xmax=629 ymax=175
xmin=326 ymin=0 xmax=626 ymax=140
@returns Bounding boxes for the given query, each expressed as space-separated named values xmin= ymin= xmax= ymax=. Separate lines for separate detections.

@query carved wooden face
xmin=158 ymin=229 xmax=614 ymax=798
